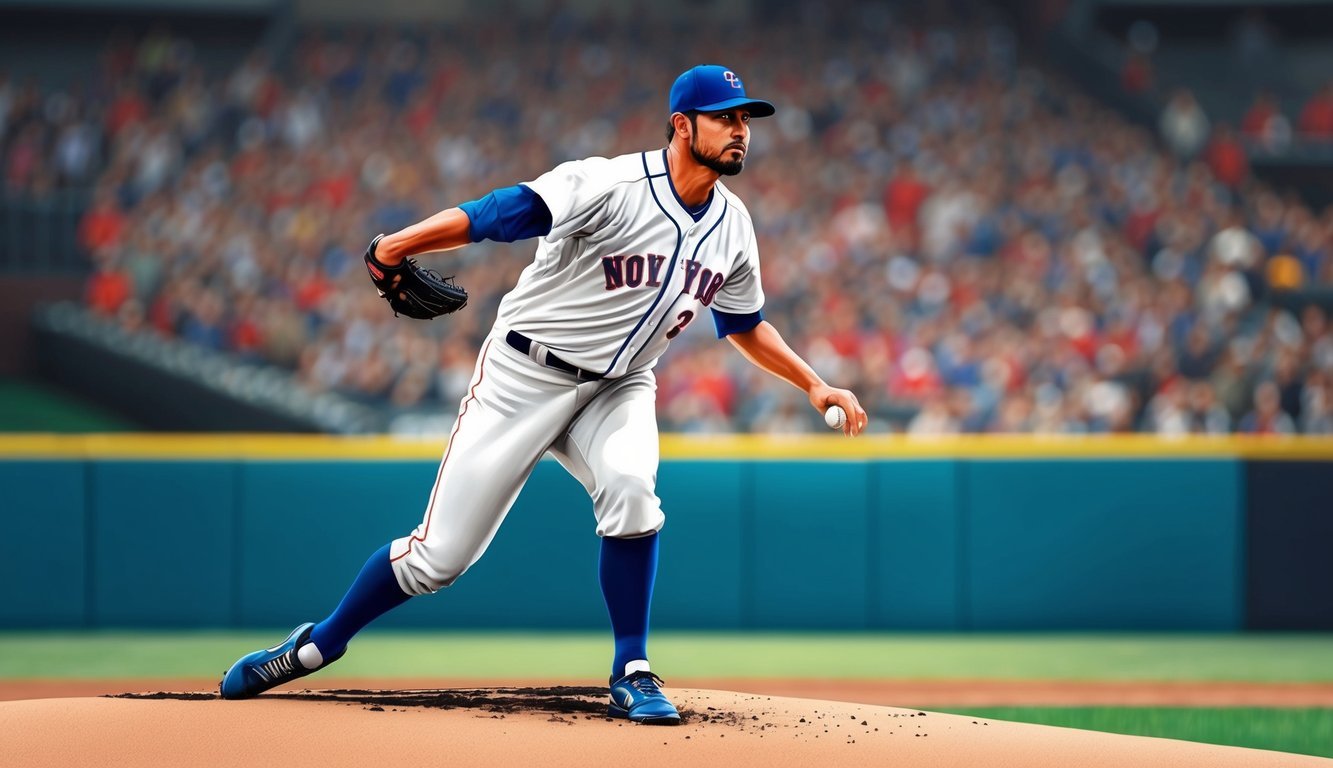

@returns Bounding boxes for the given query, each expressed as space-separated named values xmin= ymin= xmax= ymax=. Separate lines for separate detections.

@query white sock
xmin=624 ymin=659 xmax=651 ymax=676
xmin=296 ymin=642 xmax=325 ymax=670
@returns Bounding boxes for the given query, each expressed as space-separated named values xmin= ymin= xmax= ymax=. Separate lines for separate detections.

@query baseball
xmin=824 ymin=405 xmax=846 ymax=430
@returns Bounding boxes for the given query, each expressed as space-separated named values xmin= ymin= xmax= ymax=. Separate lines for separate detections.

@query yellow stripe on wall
xmin=2 ymin=433 xmax=1333 ymax=460
xmin=662 ymin=434 xmax=1333 ymax=460
xmin=0 ymin=434 xmax=444 ymax=460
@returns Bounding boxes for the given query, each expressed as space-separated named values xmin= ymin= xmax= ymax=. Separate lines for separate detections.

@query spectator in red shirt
xmin=3 ymin=124 xmax=41 ymax=191
xmin=889 ymin=347 xmax=944 ymax=400
xmin=229 ymin=294 xmax=265 ymax=357
xmin=1241 ymin=91 xmax=1292 ymax=151
xmin=1120 ymin=51 xmax=1153 ymax=95
xmin=78 ymin=187 xmax=128 ymax=252
xmin=1204 ymin=123 xmax=1248 ymax=188
xmin=883 ymin=163 xmax=931 ymax=240
xmin=1297 ymin=82 xmax=1333 ymax=139
xmin=104 ymin=83 xmax=148 ymax=136
xmin=307 ymin=155 xmax=354 ymax=209
xmin=1242 ymin=91 xmax=1281 ymax=138
xmin=86 ymin=255 xmax=132 ymax=316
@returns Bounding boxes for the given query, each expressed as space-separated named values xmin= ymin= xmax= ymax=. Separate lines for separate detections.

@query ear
xmin=671 ymin=112 xmax=693 ymax=141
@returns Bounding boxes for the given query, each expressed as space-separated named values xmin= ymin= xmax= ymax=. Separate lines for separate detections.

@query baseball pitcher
xmin=221 ymin=64 xmax=868 ymax=724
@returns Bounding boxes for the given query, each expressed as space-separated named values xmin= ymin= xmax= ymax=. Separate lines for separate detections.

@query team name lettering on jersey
xmin=679 ymin=259 xmax=727 ymax=305
xmin=500 ymin=151 xmax=763 ymax=378
xmin=602 ymin=254 xmax=668 ymax=290
xmin=602 ymin=255 xmax=727 ymax=306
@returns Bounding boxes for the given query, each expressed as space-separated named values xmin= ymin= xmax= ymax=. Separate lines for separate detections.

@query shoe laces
xmin=254 ymin=650 xmax=298 ymax=682
xmin=626 ymin=671 xmax=666 ymax=696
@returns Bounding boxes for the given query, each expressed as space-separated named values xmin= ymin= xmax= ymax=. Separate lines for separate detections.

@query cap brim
xmin=692 ymin=97 xmax=776 ymax=118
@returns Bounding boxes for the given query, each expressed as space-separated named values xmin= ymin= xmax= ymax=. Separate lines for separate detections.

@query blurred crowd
xmin=1155 ymin=84 xmax=1333 ymax=176
xmin=1119 ymin=8 xmax=1333 ymax=157
xmin=7 ymin=4 xmax=1333 ymax=434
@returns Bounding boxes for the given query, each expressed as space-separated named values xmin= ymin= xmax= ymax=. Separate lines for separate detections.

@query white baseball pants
xmin=389 ymin=330 xmax=665 ymax=595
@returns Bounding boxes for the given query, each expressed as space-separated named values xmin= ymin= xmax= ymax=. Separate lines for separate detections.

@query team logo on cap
xmin=723 ymin=71 xmax=742 ymax=89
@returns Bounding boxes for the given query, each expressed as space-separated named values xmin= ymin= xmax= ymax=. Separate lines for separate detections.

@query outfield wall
xmin=1 ymin=435 xmax=1329 ymax=631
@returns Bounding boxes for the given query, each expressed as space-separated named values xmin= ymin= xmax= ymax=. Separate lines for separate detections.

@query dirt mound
xmin=3 ymin=687 xmax=1329 ymax=767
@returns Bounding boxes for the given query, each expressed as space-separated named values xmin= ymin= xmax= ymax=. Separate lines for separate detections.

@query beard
xmin=690 ymin=135 xmax=745 ymax=176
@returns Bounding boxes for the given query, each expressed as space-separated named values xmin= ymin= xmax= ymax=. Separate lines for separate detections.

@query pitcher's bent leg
xmin=390 ymin=338 xmax=581 ymax=594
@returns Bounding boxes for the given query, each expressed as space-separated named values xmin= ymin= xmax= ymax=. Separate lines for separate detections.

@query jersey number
xmin=665 ymin=310 xmax=695 ymax=339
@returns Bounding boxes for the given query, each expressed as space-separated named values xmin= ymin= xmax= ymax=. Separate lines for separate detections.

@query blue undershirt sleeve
xmin=711 ymin=308 xmax=765 ymax=338
xmin=457 ymin=184 xmax=554 ymax=243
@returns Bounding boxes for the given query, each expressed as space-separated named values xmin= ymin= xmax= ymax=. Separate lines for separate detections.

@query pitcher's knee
xmin=389 ymin=538 xmax=470 ymax=595
xmin=593 ymin=475 xmax=664 ymax=538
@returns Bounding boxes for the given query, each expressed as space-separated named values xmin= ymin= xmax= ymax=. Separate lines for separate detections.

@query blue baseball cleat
xmin=219 ymin=622 xmax=344 ymax=700
xmin=608 ymin=671 xmax=681 ymax=725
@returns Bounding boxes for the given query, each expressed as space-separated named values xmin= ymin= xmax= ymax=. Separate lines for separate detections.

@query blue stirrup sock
xmin=309 ymin=543 xmax=412 ymax=660
xmin=599 ymin=532 xmax=659 ymax=679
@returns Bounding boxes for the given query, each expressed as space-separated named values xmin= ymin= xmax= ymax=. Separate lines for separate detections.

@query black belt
xmin=505 ymin=330 xmax=604 ymax=381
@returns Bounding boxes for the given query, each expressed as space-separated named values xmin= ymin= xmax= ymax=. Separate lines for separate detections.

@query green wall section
xmin=872 ymin=461 xmax=961 ymax=629
xmin=236 ymin=461 xmax=437 ymax=627
xmin=0 ymin=457 xmax=1252 ymax=630
xmin=0 ymin=462 xmax=87 ymax=627
xmin=751 ymin=462 xmax=871 ymax=628
xmin=654 ymin=461 xmax=746 ymax=629
xmin=965 ymin=461 xmax=1243 ymax=630
xmin=90 ymin=461 xmax=237 ymax=627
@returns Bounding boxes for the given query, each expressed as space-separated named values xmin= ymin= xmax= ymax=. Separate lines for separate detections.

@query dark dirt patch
xmin=112 ymin=687 xmax=705 ymax=723
xmin=112 ymin=691 xmax=217 ymax=701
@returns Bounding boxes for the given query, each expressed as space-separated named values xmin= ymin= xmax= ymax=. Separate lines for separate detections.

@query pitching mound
xmin=2 ymin=687 xmax=1328 ymax=767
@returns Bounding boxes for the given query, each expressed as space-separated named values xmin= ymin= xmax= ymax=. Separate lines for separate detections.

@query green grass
xmin=933 ymin=707 xmax=1333 ymax=759
xmin=0 ymin=377 xmax=136 ymax=432
xmin=2 ymin=631 xmax=1331 ymax=681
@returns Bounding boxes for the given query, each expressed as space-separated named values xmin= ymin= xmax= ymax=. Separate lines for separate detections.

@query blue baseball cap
xmin=669 ymin=65 xmax=775 ymax=118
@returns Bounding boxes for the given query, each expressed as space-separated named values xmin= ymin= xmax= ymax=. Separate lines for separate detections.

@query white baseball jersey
xmin=497 ymin=148 xmax=765 ymax=379
xmin=389 ymin=148 xmax=767 ymax=595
